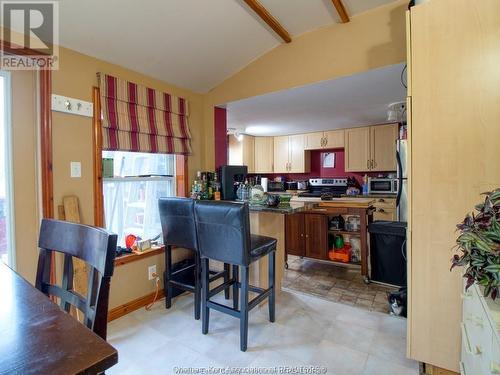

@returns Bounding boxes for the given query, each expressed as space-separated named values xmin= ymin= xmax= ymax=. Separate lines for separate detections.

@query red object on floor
xmin=329 ymin=244 xmax=352 ymax=262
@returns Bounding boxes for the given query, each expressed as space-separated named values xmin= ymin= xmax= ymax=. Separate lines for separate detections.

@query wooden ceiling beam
xmin=331 ymin=0 xmax=350 ymax=23
xmin=243 ymin=0 xmax=292 ymax=43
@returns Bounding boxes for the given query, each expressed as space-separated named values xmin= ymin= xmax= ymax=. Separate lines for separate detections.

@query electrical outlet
xmin=148 ymin=265 xmax=157 ymax=280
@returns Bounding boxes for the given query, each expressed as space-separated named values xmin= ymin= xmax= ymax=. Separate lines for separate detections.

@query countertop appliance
xmin=219 ymin=165 xmax=247 ymax=200
xmin=368 ymin=177 xmax=398 ymax=194
xmin=298 ymin=178 xmax=348 ymax=199
xmin=396 ymin=139 xmax=408 ymax=222
xmin=267 ymin=181 xmax=285 ymax=192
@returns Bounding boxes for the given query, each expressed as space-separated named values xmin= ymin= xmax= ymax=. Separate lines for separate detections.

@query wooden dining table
xmin=0 ymin=262 xmax=118 ymax=374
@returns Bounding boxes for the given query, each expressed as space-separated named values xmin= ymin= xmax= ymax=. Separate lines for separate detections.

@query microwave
xmin=368 ymin=178 xmax=398 ymax=194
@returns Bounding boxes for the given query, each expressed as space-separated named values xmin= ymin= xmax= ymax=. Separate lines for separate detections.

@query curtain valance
xmin=98 ymin=73 xmax=192 ymax=155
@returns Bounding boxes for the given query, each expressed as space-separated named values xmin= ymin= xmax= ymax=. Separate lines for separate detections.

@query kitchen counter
xmin=341 ymin=194 xmax=397 ymax=199
xmin=248 ymin=203 xmax=304 ymax=214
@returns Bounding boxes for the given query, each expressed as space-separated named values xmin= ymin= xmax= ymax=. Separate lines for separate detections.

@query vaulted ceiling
xmin=54 ymin=0 xmax=397 ymax=93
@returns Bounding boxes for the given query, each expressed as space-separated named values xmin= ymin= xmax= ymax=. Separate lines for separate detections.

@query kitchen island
xmin=247 ymin=203 xmax=303 ymax=293
xmin=286 ymin=197 xmax=375 ymax=282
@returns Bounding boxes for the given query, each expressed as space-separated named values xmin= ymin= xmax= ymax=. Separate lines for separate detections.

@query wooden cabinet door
xmin=304 ymin=214 xmax=328 ymax=260
xmin=273 ymin=136 xmax=289 ymax=173
xmin=242 ymin=135 xmax=255 ymax=173
xmin=289 ymin=134 xmax=308 ymax=173
xmin=305 ymin=132 xmax=324 ymax=150
xmin=370 ymin=123 xmax=398 ymax=171
xmin=345 ymin=127 xmax=371 ymax=172
xmin=324 ymin=129 xmax=345 ymax=148
xmin=254 ymin=137 xmax=273 ymax=173
xmin=228 ymin=134 xmax=254 ymax=172
xmin=285 ymin=213 xmax=305 ymax=256
xmin=228 ymin=135 xmax=242 ymax=165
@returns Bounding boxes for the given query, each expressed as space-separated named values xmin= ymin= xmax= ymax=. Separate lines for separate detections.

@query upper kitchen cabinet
xmin=228 ymin=134 xmax=255 ymax=173
xmin=370 ymin=124 xmax=398 ymax=171
xmin=254 ymin=137 xmax=274 ymax=173
xmin=273 ymin=134 xmax=310 ymax=173
xmin=345 ymin=123 xmax=398 ymax=172
xmin=305 ymin=130 xmax=344 ymax=150
xmin=345 ymin=127 xmax=371 ymax=172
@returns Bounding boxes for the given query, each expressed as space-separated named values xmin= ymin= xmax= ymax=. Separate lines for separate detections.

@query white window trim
xmin=0 ymin=70 xmax=15 ymax=268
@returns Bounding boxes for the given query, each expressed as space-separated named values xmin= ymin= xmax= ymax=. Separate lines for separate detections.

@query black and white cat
xmin=388 ymin=287 xmax=407 ymax=317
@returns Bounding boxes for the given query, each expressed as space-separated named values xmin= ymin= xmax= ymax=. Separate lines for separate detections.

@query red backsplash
xmin=250 ymin=148 xmax=383 ymax=186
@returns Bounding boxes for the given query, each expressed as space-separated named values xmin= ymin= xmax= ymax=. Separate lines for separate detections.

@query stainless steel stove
xmin=298 ymin=178 xmax=348 ymax=199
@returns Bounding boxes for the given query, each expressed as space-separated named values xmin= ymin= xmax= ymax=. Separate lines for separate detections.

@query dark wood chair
xmin=35 ymin=218 xmax=118 ymax=340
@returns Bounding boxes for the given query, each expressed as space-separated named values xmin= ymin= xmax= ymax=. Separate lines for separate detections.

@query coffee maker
xmin=219 ymin=165 xmax=248 ymax=200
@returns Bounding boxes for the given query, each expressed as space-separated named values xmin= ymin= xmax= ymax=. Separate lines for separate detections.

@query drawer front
xmin=373 ymin=207 xmax=396 ymax=221
xmin=462 ymin=287 xmax=494 ymax=374
xmin=372 ymin=197 xmax=396 ymax=208
xmin=490 ymin=334 xmax=500 ymax=375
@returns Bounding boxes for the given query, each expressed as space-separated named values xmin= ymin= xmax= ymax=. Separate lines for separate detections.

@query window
xmin=102 ymin=151 xmax=176 ymax=247
xmin=0 ymin=71 xmax=13 ymax=266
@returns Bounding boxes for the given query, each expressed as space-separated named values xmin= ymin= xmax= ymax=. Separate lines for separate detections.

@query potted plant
xmin=451 ymin=189 xmax=500 ymax=300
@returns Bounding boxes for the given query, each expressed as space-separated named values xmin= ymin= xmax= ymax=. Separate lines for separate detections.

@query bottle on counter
xmin=362 ymin=174 xmax=369 ymax=195
xmin=212 ymin=172 xmax=221 ymax=201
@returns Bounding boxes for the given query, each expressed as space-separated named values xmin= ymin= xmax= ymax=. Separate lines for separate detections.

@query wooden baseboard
xmin=108 ymin=289 xmax=165 ymax=322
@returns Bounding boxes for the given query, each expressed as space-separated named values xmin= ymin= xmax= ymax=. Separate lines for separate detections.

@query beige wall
xmin=203 ymin=0 xmax=408 ymax=169
xmin=7 ymin=0 xmax=407 ymax=308
xmin=50 ymin=47 xmax=204 ymax=308
xmin=11 ymin=70 xmax=40 ymax=284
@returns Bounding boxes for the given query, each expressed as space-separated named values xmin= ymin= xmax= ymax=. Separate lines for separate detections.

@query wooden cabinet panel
xmin=273 ymin=136 xmax=289 ymax=173
xmin=304 ymin=214 xmax=328 ymax=260
xmin=289 ymin=134 xmax=308 ymax=173
xmin=305 ymin=132 xmax=324 ymax=150
xmin=370 ymin=124 xmax=398 ymax=171
xmin=228 ymin=135 xmax=254 ymax=172
xmin=285 ymin=213 xmax=305 ymax=256
xmin=373 ymin=207 xmax=396 ymax=221
xmin=324 ymin=129 xmax=345 ymax=148
xmin=254 ymin=137 xmax=274 ymax=173
xmin=345 ymin=127 xmax=371 ymax=172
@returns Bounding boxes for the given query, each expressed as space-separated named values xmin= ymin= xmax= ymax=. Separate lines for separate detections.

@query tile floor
xmin=107 ymin=289 xmax=418 ymax=375
xmin=283 ymin=256 xmax=397 ymax=313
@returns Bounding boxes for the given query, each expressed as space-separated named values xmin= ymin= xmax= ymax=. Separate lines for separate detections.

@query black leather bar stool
xmin=194 ymin=201 xmax=276 ymax=351
xmin=159 ymin=197 xmax=230 ymax=320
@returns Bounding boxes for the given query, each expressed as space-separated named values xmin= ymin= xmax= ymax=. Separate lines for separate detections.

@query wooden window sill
xmin=114 ymin=246 xmax=165 ymax=267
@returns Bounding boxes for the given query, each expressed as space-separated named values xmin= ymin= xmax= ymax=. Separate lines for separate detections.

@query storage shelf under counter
xmin=285 ymin=198 xmax=375 ymax=283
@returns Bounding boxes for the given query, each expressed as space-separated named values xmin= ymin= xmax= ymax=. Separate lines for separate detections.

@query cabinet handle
xmin=378 ymin=208 xmax=385 ymax=213
xmin=378 ymin=198 xmax=385 ymax=203
xmin=300 ymin=234 xmax=304 ymax=237
xmin=367 ymin=160 xmax=370 ymax=169
xmin=373 ymin=160 xmax=377 ymax=168
xmin=305 ymin=234 xmax=309 ymax=238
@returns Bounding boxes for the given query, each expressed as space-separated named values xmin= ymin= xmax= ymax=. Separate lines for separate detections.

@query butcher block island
xmin=286 ymin=198 xmax=375 ymax=283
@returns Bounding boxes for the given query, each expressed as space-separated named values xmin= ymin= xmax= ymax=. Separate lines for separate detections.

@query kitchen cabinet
xmin=305 ymin=130 xmax=344 ymax=150
xmin=304 ymin=214 xmax=328 ymax=260
xmin=254 ymin=137 xmax=274 ymax=173
xmin=228 ymin=134 xmax=254 ymax=173
xmin=370 ymin=124 xmax=398 ymax=171
xmin=372 ymin=197 xmax=397 ymax=221
xmin=273 ymin=134 xmax=309 ymax=173
xmin=344 ymin=123 xmax=398 ymax=172
xmin=285 ymin=213 xmax=328 ymax=260
xmin=273 ymin=136 xmax=289 ymax=173
xmin=345 ymin=127 xmax=371 ymax=171
xmin=285 ymin=213 xmax=305 ymax=256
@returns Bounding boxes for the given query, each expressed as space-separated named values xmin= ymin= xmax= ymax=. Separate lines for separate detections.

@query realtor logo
xmin=0 ymin=1 xmax=59 ymax=70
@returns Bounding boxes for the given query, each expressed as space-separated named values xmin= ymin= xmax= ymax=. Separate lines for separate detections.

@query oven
xmin=368 ymin=178 xmax=398 ymax=194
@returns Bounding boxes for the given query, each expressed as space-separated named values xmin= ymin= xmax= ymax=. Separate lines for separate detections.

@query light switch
xmin=70 ymin=162 xmax=81 ymax=178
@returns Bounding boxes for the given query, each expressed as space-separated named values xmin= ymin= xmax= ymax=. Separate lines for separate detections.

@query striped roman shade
xmin=98 ymin=73 xmax=192 ymax=155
